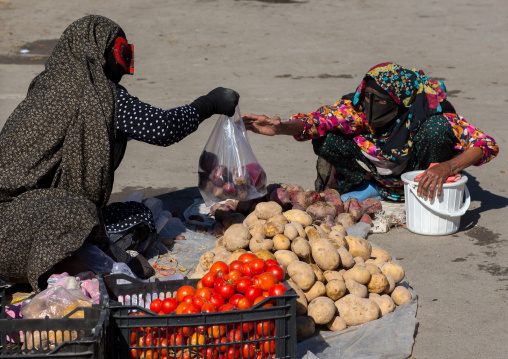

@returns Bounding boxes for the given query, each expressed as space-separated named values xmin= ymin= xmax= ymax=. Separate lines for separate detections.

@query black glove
xmin=190 ymin=87 xmax=240 ymax=120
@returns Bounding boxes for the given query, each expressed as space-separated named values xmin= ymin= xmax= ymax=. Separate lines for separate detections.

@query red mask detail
xmin=112 ymin=37 xmax=134 ymax=75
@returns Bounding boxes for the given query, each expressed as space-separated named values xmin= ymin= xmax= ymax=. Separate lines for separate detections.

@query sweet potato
xmin=270 ymin=187 xmax=292 ymax=208
xmin=246 ymin=163 xmax=267 ymax=190
xmin=223 ymin=224 xmax=251 ymax=251
xmin=290 ymin=190 xmax=321 ymax=210
xmin=287 ymin=261 xmax=316 ymax=291
xmin=210 ymin=165 xmax=230 ymax=187
xmin=231 ymin=166 xmax=250 ymax=186
xmin=255 ymin=201 xmax=283 ymax=220
xmin=199 ymin=150 xmax=219 ymax=172
xmin=306 ymin=202 xmax=337 ymax=221
xmin=361 ymin=198 xmax=383 ymax=216
xmin=323 ymin=188 xmax=344 ymax=214
xmin=282 ymin=209 xmax=312 ymax=227
xmin=359 ymin=213 xmax=372 ymax=226
xmin=286 ymin=184 xmax=305 ymax=194
xmin=335 ymin=294 xmax=380 ymax=326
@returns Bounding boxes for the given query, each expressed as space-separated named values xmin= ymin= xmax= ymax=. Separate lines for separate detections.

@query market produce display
xmin=197 ymin=183 xmax=412 ymax=340
xmin=129 ymin=253 xmax=291 ymax=359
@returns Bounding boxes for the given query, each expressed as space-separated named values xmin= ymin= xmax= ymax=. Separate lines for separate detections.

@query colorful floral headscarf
xmin=351 ymin=62 xmax=452 ymax=164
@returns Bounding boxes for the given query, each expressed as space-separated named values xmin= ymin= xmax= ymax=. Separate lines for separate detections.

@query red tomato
xmin=238 ymin=253 xmax=258 ymax=263
xmin=192 ymin=295 xmax=207 ymax=309
xmin=213 ymin=276 xmax=226 ymax=290
xmin=169 ymin=333 xmax=183 ymax=346
xmin=208 ymin=294 xmax=225 ymax=309
xmin=268 ymin=283 xmax=287 ymax=297
xmin=244 ymin=285 xmax=262 ymax=302
xmin=175 ymin=302 xmax=189 ymax=315
xmin=242 ymin=343 xmax=257 ymax=359
xmin=207 ymin=324 xmax=227 ymax=339
xmin=176 ymin=286 xmax=196 ymax=302
xmin=262 ymin=339 xmax=276 ymax=354
xmin=183 ymin=305 xmax=199 ymax=314
xmin=235 ymin=276 xmax=253 ymax=294
xmin=181 ymin=294 xmax=194 ymax=305
xmin=250 ymin=258 xmax=267 ymax=275
xmin=130 ymin=348 xmax=138 ymax=359
xmin=218 ymin=283 xmax=235 ymax=300
xmin=214 ymin=337 xmax=228 ymax=353
xmin=229 ymin=260 xmax=243 ymax=272
xmin=251 ymin=275 xmax=260 ymax=287
xmin=258 ymin=272 xmax=278 ymax=291
xmin=238 ymin=321 xmax=255 ymax=334
xmin=266 ymin=264 xmax=285 ymax=282
xmin=150 ymin=298 xmax=162 ymax=313
xmin=225 ymin=346 xmax=240 ymax=359
xmin=256 ymin=321 xmax=275 ymax=338
xmin=195 ymin=287 xmax=212 ymax=300
xmin=227 ymin=329 xmax=243 ymax=344
xmin=237 ymin=297 xmax=252 ymax=310
xmin=265 ymin=259 xmax=279 ymax=267
xmin=228 ymin=269 xmax=243 ymax=285
xmin=201 ymin=346 xmax=219 ymax=359
xmin=210 ymin=261 xmax=229 ymax=276
xmin=201 ymin=302 xmax=216 ymax=313
xmin=158 ymin=337 xmax=168 ymax=357
xmin=201 ymin=272 xmax=217 ymax=288
xmin=189 ymin=332 xmax=205 ymax=349
xmin=161 ymin=298 xmax=178 ymax=314
xmin=240 ymin=262 xmax=253 ymax=277
xmin=229 ymin=293 xmax=245 ymax=307
xmin=254 ymin=296 xmax=273 ymax=308
xmin=218 ymin=303 xmax=235 ymax=312
xmin=144 ymin=349 xmax=159 ymax=359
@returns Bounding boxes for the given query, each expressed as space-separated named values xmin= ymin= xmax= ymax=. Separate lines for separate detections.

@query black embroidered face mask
xmin=362 ymin=78 xmax=400 ymax=127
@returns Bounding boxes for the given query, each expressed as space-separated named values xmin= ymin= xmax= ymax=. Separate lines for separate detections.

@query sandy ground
xmin=1 ymin=0 xmax=507 ymax=358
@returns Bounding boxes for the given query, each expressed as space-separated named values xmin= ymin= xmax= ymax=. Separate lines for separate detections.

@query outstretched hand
xmin=414 ymin=162 xmax=453 ymax=200
xmin=242 ymin=114 xmax=281 ymax=136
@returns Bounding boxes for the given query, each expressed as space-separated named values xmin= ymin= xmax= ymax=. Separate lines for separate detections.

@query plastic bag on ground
xmin=198 ymin=106 xmax=267 ymax=206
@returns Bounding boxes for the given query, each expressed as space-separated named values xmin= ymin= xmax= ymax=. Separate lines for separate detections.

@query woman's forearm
xmin=277 ymin=118 xmax=305 ymax=136
xmin=445 ymin=146 xmax=483 ymax=174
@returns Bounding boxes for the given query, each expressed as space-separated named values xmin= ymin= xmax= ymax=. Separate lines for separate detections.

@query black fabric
xmin=115 ymin=85 xmax=201 ymax=146
xmin=0 ymin=15 xmax=123 ymax=291
xmin=364 ymin=78 xmax=400 ymax=127
xmin=127 ymin=254 xmax=155 ymax=279
xmin=190 ymin=87 xmax=240 ymax=120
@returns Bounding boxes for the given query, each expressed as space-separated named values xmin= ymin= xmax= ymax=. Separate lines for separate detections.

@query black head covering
xmin=0 ymin=15 xmax=125 ymax=291
xmin=0 ymin=15 xmax=123 ymax=207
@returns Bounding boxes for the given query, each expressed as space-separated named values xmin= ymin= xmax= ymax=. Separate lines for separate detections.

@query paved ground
xmin=1 ymin=1 xmax=507 ymax=358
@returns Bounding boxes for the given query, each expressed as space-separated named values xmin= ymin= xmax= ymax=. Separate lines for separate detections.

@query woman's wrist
xmin=278 ymin=118 xmax=305 ymax=136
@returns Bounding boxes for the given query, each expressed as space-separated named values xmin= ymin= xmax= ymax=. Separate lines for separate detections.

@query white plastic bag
xmin=198 ymin=106 xmax=267 ymax=206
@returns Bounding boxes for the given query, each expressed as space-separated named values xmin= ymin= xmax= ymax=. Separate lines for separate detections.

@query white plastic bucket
xmin=401 ymin=170 xmax=470 ymax=235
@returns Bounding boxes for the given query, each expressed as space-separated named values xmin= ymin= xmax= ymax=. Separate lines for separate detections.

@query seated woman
xmin=242 ymin=62 xmax=498 ymax=202
xmin=0 ymin=15 xmax=239 ymax=291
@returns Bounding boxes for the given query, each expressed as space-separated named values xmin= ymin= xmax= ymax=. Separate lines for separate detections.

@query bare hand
xmin=414 ymin=162 xmax=453 ymax=200
xmin=242 ymin=114 xmax=281 ymax=136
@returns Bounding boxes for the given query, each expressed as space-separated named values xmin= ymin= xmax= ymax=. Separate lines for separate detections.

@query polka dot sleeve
xmin=115 ymin=85 xmax=201 ymax=147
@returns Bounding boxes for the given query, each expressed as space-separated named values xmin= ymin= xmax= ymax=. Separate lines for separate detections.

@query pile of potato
xmin=196 ymin=200 xmax=412 ymax=340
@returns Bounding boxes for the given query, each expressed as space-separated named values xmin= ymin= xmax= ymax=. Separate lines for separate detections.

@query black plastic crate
xmin=0 ymin=278 xmax=107 ymax=358
xmin=103 ymin=273 xmax=297 ymax=359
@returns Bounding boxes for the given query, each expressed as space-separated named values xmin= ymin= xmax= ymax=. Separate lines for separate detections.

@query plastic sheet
xmin=297 ymin=243 xmax=418 ymax=359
